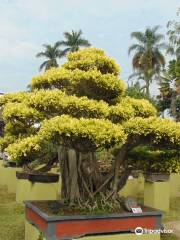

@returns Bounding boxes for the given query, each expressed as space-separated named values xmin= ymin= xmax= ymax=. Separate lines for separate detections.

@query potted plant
xmin=128 ymin=147 xmax=180 ymax=182
xmin=144 ymin=155 xmax=172 ymax=182
xmin=145 ymin=172 xmax=170 ymax=182
xmin=16 ymin=171 xmax=59 ymax=183
xmin=15 ymin=156 xmax=60 ymax=202
xmin=0 ymin=48 xmax=179 ymax=239
xmin=4 ymin=160 xmax=17 ymax=168
xmin=16 ymin=150 xmax=59 ymax=182
xmin=25 ymin=200 xmax=163 ymax=239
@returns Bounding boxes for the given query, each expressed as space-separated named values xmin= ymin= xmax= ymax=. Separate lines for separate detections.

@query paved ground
xmin=164 ymin=221 xmax=180 ymax=238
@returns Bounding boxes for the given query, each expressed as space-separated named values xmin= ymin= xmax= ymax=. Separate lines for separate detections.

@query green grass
xmin=0 ymin=186 xmax=24 ymax=240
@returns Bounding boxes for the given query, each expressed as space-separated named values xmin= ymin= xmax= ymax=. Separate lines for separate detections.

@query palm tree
xmin=158 ymin=71 xmax=173 ymax=117
xmin=128 ymin=25 xmax=166 ymax=96
xmin=58 ymin=30 xmax=91 ymax=56
xmin=126 ymin=81 xmax=158 ymax=109
xmin=128 ymin=69 xmax=157 ymax=94
xmin=158 ymin=59 xmax=180 ymax=120
xmin=166 ymin=8 xmax=180 ymax=59
xmin=36 ymin=42 xmax=63 ymax=71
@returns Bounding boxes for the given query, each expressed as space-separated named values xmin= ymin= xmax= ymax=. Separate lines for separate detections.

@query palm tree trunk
xmin=145 ymin=80 xmax=150 ymax=96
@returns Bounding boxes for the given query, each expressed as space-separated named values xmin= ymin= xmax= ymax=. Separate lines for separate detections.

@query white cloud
xmin=15 ymin=0 xmax=60 ymax=21
xmin=0 ymin=38 xmax=38 ymax=59
xmin=0 ymin=21 xmax=26 ymax=39
xmin=0 ymin=0 xmax=179 ymax=93
xmin=0 ymin=1 xmax=39 ymax=60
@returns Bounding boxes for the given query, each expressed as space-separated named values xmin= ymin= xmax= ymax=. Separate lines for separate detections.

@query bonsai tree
xmin=128 ymin=146 xmax=180 ymax=174
xmin=0 ymin=48 xmax=179 ymax=209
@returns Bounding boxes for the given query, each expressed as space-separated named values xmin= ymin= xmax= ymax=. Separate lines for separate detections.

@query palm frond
xmin=57 ymin=40 xmax=69 ymax=47
xmin=128 ymin=71 xmax=143 ymax=80
xmin=64 ymin=31 xmax=73 ymax=39
xmin=153 ymin=33 xmax=165 ymax=42
xmin=156 ymin=43 xmax=168 ymax=50
xmin=76 ymin=30 xmax=83 ymax=38
xmin=36 ymin=52 xmax=47 ymax=58
xmin=153 ymin=49 xmax=166 ymax=67
xmin=39 ymin=60 xmax=49 ymax=72
xmin=128 ymin=44 xmax=145 ymax=55
xmin=60 ymin=48 xmax=72 ymax=56
xmin=77 ymin=39 xmax=91 ymax=47
xmin=42 ymin=44 xmax=51 ymax=49
xmin=59 ymin=29 xmax=91 ymax=55
xmin=54 ymin=41 xmax=62 ymax=49
xmin=151 ymin=25 xmax=161 ymax=33
xmin=130 ymin=31 xmax=145 ymax=43
xmin=36 ymin=41 xmax=63 ymax=71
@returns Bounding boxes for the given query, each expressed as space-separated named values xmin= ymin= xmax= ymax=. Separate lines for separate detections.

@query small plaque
xmin=131 ymin=206 xmax=142 ymax=213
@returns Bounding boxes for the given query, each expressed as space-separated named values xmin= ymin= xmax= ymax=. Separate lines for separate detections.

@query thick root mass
xmin=59 ymin=147 xmax=131 ymax=209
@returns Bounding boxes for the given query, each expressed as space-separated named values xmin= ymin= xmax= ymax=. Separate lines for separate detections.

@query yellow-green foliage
xmin=31 ymin=67 xmax=71 ymax=90
xmin=2 ymin=103 xmax=43 ymax=137
xmin=124 ymin=117 xmax=180 ymax=148
xmin=31 ymin=68 xmax=125 ymax=102
xmin=0 ymin=135 xmax=16 ymax=151
xmin=40 ymin=115 xmax=126 ymax=147
xmin=1 ymin=90 xmax=156 ymax=125
xmin=109 ymin=103 xmax=135 ymax=123
xmin=26 ymin=89 xmax=109 ymax=119
xmin=4 ymin=121 xmax=38 ymax=137
xmin=1 ymin=90 xmax=109 ymax=121
xmin=0 ymin=92 xmax=28 ymax=107
xmin=68 ymin=69 xmax=125 ymax=101
xmin=3 ymin=102 xmax=43 ymax=121
xmin=108 ymin=97 xmax=157 ymax=123
xmin=7 ymin=135 xmax=42 ymax=161
xmin=7 ymin=115 xmax=126 ymax=161
xmin=31 ymin=48 xmax=124 ymax=103
xmin=0 ymin=47 xmax=179 ymax=164
xmin=64 ymin=48 xmax=121 ymax=75
xmin=120 ymin=97 xmax=157 ymax=118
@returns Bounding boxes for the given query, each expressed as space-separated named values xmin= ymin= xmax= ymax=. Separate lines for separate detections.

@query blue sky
xmin=0 ymin=0 xmax=179 ymax=93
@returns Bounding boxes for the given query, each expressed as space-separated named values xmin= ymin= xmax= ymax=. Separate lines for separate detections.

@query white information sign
xmin=131 ymin=206 xmax=143 ymax=213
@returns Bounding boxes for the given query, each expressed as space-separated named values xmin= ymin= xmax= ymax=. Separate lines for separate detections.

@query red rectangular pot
xmin=25 ymin=201 xmax=163 ymax=240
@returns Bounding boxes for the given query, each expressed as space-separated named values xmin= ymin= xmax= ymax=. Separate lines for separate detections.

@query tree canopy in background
xmin=36 ymin=30 xmax=91 ymax=72
xmin=166 ymin=8 xmax=180 ymax=58
xmin=58 ymin=30 xmax=91 ymax=56
xmin=36 ymin=42 xmax=63 ymax=72
xmin=158 ymin=10 xmax=180 ymax=120
xmin=128 ymin=26 xmax=166 ymax=96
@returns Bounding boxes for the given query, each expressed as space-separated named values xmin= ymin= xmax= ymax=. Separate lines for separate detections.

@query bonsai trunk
xmin=58 ymin=146 xmax=132 ymax=207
